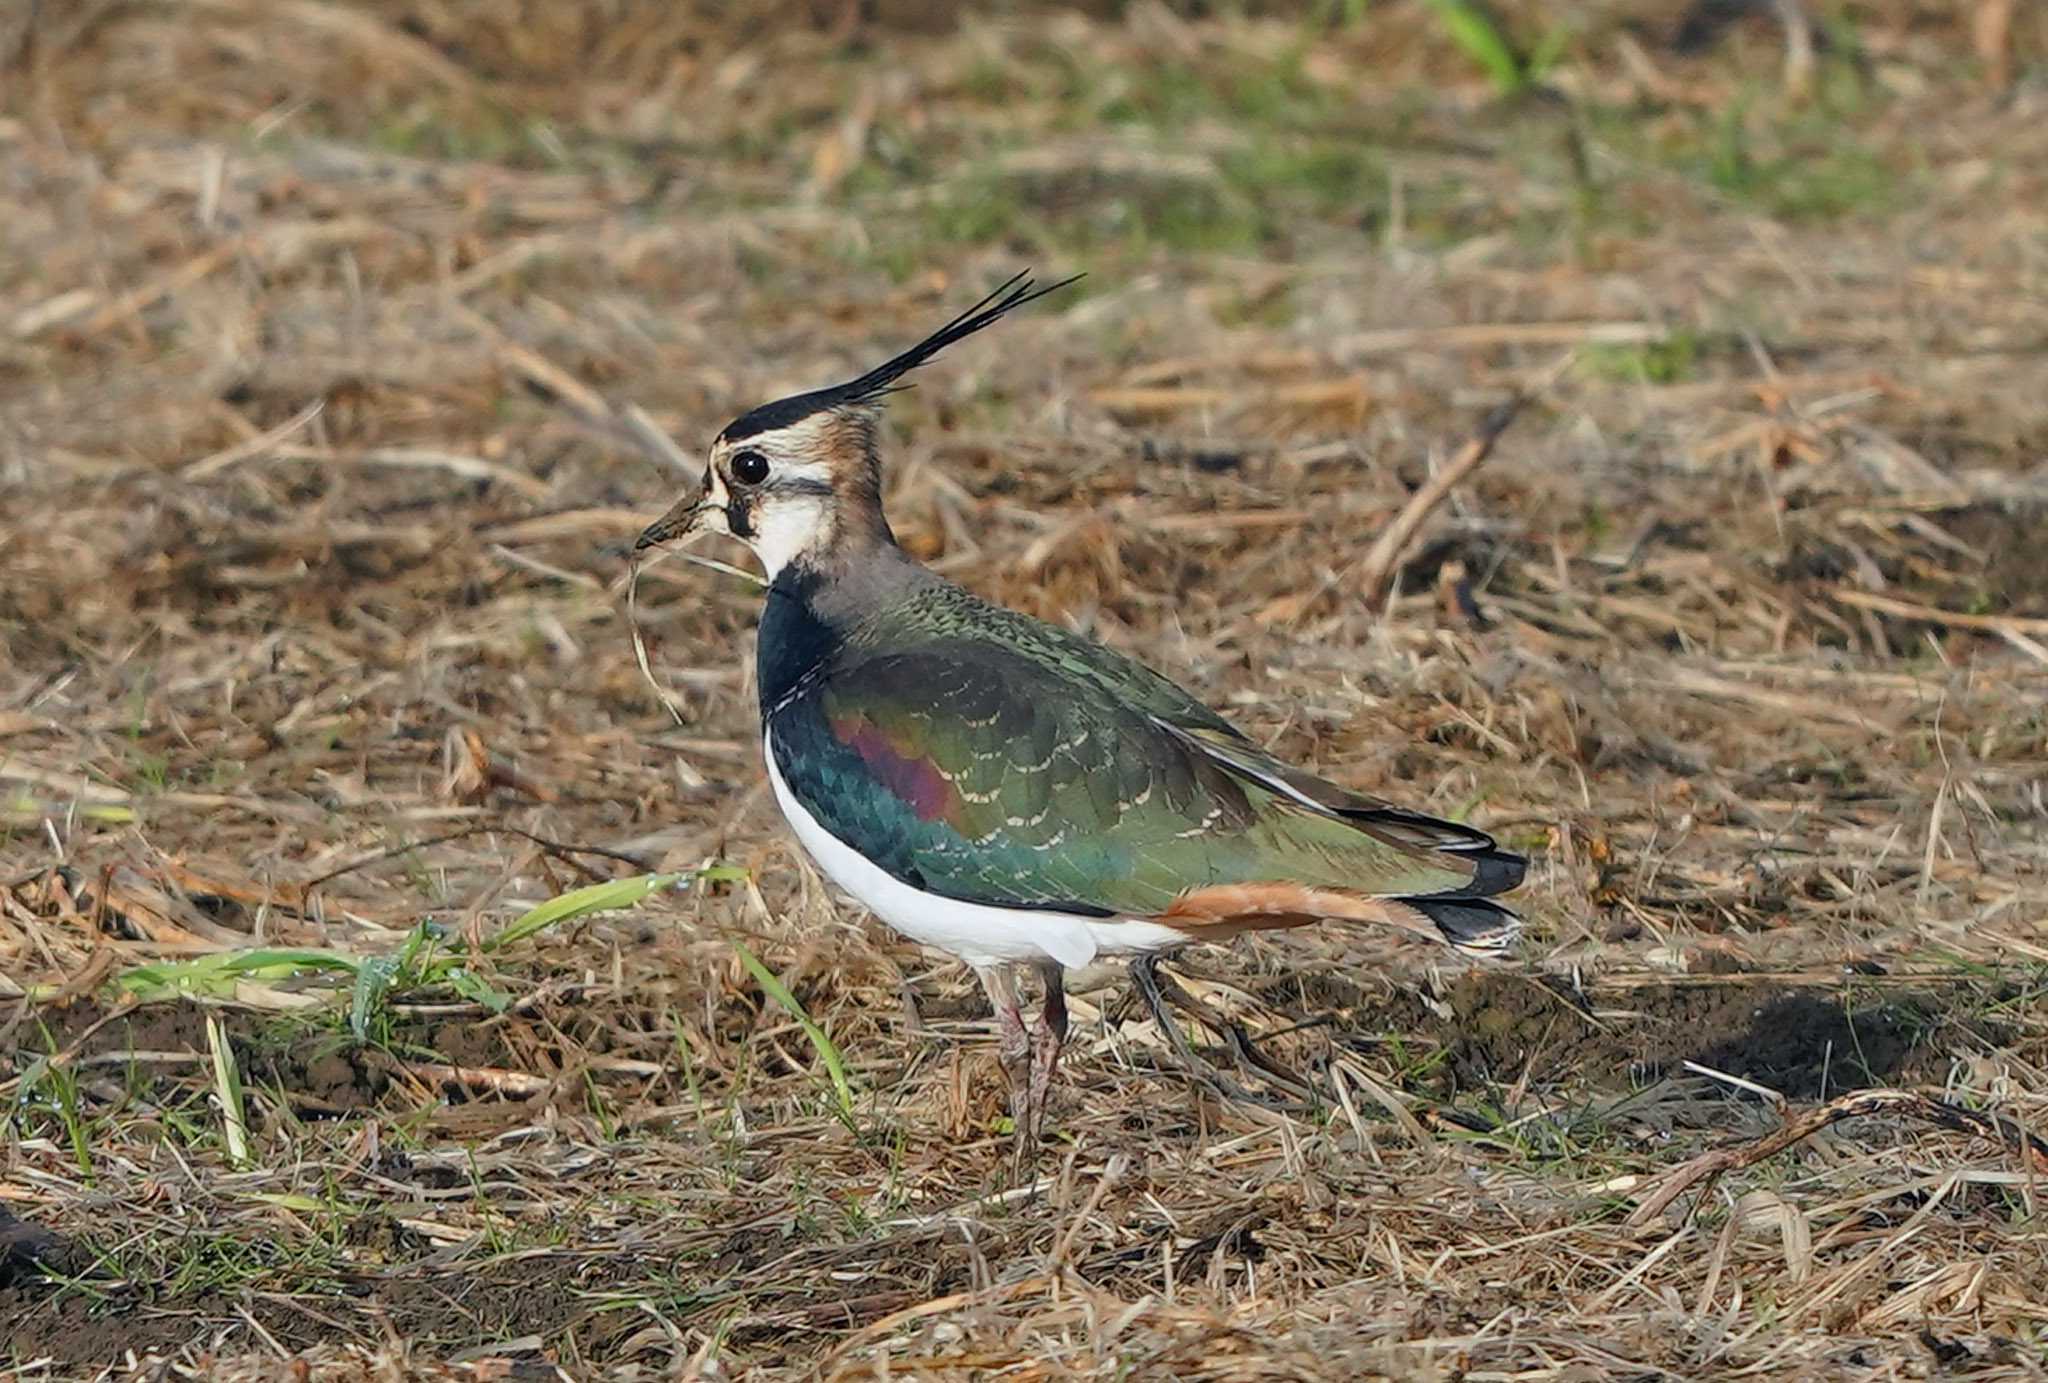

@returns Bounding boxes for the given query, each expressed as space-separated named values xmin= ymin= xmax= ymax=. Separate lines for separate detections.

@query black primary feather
xmin=721 ymin=271 xmax=1082 ymax=442
xmin=1403 ymin=897 xmax=1521 ymax=954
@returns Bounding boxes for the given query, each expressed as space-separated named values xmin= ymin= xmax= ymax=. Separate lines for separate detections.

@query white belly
xmin=764 ymin=732 xmax=1188 ymax=970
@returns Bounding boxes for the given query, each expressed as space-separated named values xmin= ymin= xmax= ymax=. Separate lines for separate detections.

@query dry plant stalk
xmin=1352 ymin=355 xmax=1569 ymax=610
xmin=1975 ymin=0 xmax=2017 ymax=90
xmin=1629 ymin=1087 xmax=2048 ymax=1226
xmin=626 ymin=538 xmax=766 ymax=731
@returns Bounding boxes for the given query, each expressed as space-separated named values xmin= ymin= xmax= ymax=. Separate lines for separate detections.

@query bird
xmin=635 ymin=272 xmax=1525 ymax=1166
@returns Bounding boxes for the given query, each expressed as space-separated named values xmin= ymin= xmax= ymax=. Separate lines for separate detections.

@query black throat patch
xmin=755 ymin=564 xmax=839 ymax=718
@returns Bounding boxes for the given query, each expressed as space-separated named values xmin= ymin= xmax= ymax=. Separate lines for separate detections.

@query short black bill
xmin=635 ymin=496 xmax=706 ymax=551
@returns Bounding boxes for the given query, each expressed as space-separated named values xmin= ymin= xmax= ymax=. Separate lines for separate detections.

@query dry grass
xmin=3 ymin=1 xmax=2047 ymax=1377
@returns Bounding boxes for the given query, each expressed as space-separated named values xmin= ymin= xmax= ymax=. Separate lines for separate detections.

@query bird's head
xmin=635 ymin=272 xmax=1077 ymax=579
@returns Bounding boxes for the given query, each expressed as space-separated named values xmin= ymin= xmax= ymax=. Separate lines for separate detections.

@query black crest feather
xmin=720 ymin=271 xmax=1081 ymax=442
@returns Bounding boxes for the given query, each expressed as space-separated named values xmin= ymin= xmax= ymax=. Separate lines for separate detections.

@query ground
xmin=2 ymin=1 xmax=2047 ymax=1378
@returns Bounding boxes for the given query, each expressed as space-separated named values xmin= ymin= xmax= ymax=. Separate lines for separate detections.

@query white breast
xmin=763 ymin=732 xmax=1188 ymax=970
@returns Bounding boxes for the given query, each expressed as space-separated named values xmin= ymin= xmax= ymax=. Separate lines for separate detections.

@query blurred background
xmin=3 ymin=2 xmax=2047 ymax=1375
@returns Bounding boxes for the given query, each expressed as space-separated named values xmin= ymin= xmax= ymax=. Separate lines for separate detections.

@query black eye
xmin=730 ymin=449 xmax=770 ymax=485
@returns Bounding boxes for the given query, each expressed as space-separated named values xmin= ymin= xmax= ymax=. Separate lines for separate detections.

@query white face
xmin=701 ymin=414 xmax=842 ymax=579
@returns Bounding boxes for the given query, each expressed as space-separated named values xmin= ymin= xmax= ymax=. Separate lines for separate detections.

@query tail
xmin=1400 ymin=896 xmax=1522 ymax=956
xmin=1149 ymin=715 xmax=1529 ymax=957
xmin=1159 ymin=850 xmax=1526 ymax=958
xmin=1397 ymin=841 xmax=1525 ymax=956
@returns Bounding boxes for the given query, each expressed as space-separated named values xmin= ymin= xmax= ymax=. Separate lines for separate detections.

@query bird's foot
xmin=1024 ymin=1022 xmax=1061 ymax=1140
xmin=994 ymin=996 xmax=1040 ymax=1172
xmin=979 ymin=961 xmax=1071 ymax=1178
xmin=1128 ymin=954 xmax=1318 ymax=1113
xmin=1023 ymin=962 xmax=1067 ymax=1143
xmin=1216 ymin=1017 xmax=1320 ymax=1105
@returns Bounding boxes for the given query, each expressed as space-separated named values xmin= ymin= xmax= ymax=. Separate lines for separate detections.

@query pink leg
xmin=1025 ymin=960 xmax=1068 ymax=1143
xmin=975 ymin=965 xmax=1034 ymax=1168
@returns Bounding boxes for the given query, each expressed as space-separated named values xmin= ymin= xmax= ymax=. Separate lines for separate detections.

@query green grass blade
xmin=119 ymin=948 xmax=361 ymax=1001
xmin=488 ymin=864 xmax=749 ymax=952
xmin=1527 ymin=23 xmax=1571 ymax=80
xmin=205 ymin=1012 xmax=251 ymax=1169
xmin=349 ymin=955 xmax=397 ymax=1042
xmin=446 ymin=967 xmax=512 ymax=1013
xmin=488 ymin=872 xmax=682 ymax=951
xmin=1421 ymin=0 xmax=1525 ymax=94
xmin=240 ymin=1192 xmax=328 ymax=1213
xmin=730 ymin=939 xmax=856 ymax=1125
xmin=21 ymin=1047 xmax=97 ymax=1183
xmin=98 ymin=869 xmax=737 ymax=1019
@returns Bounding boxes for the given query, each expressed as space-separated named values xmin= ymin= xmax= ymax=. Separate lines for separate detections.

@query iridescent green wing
xmin=768 ymin=595 xmax=1495 ymax=916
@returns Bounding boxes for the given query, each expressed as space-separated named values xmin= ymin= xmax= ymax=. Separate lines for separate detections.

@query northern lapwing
xmin=636 ymin=273 xmax=1525 ymax=1164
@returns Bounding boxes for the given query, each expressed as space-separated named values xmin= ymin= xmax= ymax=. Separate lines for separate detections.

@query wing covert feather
xmin=768 ymin=594 xmax=1495 ymax=918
